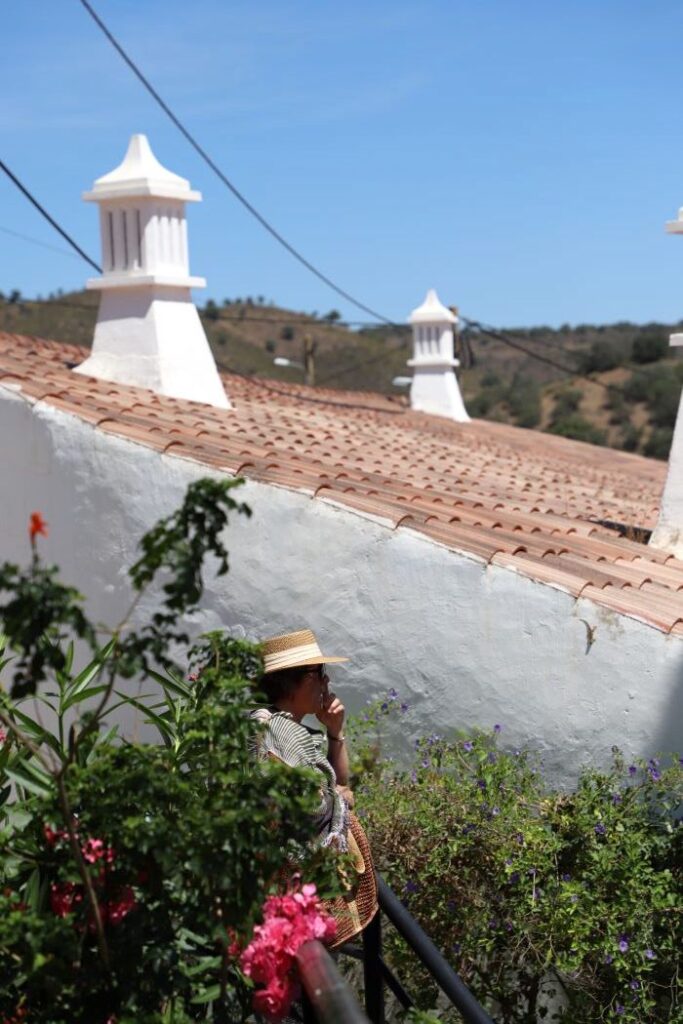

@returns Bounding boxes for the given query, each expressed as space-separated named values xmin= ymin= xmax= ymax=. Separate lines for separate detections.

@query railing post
xmin=362 ymin=910 xmax=384 ymax=1024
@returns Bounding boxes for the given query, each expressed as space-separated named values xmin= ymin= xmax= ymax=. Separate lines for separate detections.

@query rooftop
xmin=2 ymin=331 xmax=681 ymax=636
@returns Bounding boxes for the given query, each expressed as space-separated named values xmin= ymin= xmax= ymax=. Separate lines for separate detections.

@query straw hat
xmin=261 ymin=628 xmax=348 ymax=675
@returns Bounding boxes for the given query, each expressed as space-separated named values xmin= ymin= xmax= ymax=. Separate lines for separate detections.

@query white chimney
xmin=74 ymin=134 xmax=230 ymax=409
xmin=649 ymin=205 xmax=683 ymax=555
xmin=407 ymin=288 xmax=469 ymax=421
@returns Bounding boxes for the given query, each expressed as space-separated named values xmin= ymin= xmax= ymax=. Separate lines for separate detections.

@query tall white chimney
xmin=649 ymin=204 xmax=683 ymax=555
xmin=407 ymin=288 xmax=469 ymax=421
xmin=74 ymin=134 xmax=230 ymax=409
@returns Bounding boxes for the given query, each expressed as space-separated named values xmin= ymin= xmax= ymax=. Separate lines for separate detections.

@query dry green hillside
xmin=1 ymin=288 xmax=681 ymax=460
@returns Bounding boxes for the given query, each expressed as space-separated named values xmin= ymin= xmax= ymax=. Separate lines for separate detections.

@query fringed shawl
xmin=250 ymin=708 xmax=349 ymax=852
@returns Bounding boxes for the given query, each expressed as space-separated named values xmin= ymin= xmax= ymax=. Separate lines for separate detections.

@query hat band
xmin=264 ymin=641 xmax=323 ymax=672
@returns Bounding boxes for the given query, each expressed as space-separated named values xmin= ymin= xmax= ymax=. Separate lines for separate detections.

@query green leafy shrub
xmin=550 ymin=415 xmax=606 ymax=446
xmin=578 ymin=341 xmax=627 ymax=374
xmin=644 ymin=428 xmax=674 ymax=461
xmin=0 ymin=481 xmax=339 ymax=1022
xmin=551 ymin=389 xmax=582 ymax=425
xmin=352 ymin=700 xmax=682 ymax=1023
xmin=631 ymin=333 xmax=668 ymax=365
xmin=508 ymin=374 xmax=541 ymax=428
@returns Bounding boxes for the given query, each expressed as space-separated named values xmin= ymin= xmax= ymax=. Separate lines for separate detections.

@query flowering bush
xmin=241 ymin=879 xmax=337 ymax=1020
xmin=352 ymin=697 xmax=682 ymax=1023
xmin=0 ymin=481 xmax=342 ymax=1023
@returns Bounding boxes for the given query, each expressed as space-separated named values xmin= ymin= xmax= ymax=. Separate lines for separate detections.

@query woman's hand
xmin=316 ymin=690 xmax=345 ymax=738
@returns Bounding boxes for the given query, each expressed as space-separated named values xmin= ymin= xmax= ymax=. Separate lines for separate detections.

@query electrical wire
xmin=77 ymin=0 xmax=395 ymax=326
xmin=0 ymin=159 xmax=102 ymax=274
xmin=0 ymin=224 xmax=84 ymax=261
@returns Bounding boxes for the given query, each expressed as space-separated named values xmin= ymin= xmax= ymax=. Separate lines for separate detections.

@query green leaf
xmin=5 ymin=763 xmax=53 ymax=796
xmin=8 ymin=706 xmax=63 ymax=756
xmin=62 ymin=683 xmax=110 ymax=713
xmin=148 ymin=668 xmax=191 ymax=699
xmin=114 ymin=692 xmax=174 ymax=745
xmin=190 ymin=985 xmax=222 ymax=1005
xmin=65 ymin=637 xmax=117 ymax=700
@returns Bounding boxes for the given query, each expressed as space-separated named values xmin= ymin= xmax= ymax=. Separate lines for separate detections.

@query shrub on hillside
xmin=352 ymin=699 xmax=682 ymax=1024
xmin=644 ymin=427 xmax=674 ymax=461
xmin=632 ymin=333 xmax=668 ymax=365
xmin=550 ymin=415 xmax=606 ymax=446
xmin=551 ymin=388 xmax=582 ymax=424
xmin=578 ymin=341 xmax=627 ymax=374
xmin=508 ymin=374 xmax=541 ymax=428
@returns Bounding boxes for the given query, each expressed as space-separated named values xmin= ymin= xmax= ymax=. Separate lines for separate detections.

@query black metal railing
xmin=300 ymin=872 xmax=495 ymax=1023
xmin=364 ymin=873 xmax=495 ymax=1024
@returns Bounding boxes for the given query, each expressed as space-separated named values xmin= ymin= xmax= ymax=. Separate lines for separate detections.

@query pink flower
xmin=241 ymin=881 xmax=336 ymax=1021
xmin=0 ymin=729 xmax=6 ymax=745
xmin=81 ymin=837 xmax=115 ymax=865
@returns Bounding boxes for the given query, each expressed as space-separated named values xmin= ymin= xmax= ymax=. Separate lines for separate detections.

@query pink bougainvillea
xmin=240 ymin=881 xmax=336 ymax=1022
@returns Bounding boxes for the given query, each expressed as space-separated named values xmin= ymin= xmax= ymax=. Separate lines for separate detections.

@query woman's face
xmin=295 ymin=664 xmax=329 ymax=716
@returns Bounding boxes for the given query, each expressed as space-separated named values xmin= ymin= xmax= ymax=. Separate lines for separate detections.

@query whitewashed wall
xmin=1 ymin=387 xmax=681 ymax=785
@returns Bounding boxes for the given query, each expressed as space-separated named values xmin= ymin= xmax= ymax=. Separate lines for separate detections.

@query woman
xmin=252 ymin=628 xmax=377 ymax=945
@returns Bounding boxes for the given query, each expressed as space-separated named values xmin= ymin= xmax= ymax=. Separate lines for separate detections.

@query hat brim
xmin=263 ymin=654 xmax=348 ymax=674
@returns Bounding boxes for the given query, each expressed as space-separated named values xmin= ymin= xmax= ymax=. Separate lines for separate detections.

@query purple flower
xmin=512 ymin=749 xmax=521 ymax=757
xmin=618 ymin=935 xmax=629 ymax=953
xmin=493 ymin=724 xmax=502 ymax=733
xmin=447 ymin=899 xmax=456 ymax=912
xmin=628 ymin=765 xmax=637 ymax=776
xmin=509 ymin=872 xmax=520 ymax=884
xmin=400 ymin=702 xmax=409 ymax=713
xmin=645 ymin=948 xmax=655 ymax=960
xmin=452 ymin=942 xmax=461 ymax=954
xmin=477 ymin=780 xmax=487 ymax=791
xmin=421 ymin=758 xmax=429 ymax=769
xmin=488 ymin=918 xmax=498 ymax=929
xmin=463 ymin=741 xmax=473 ymax=752
xmin=403 ymin=880 xmax=420 ymax=895
xmin=612 ymin=793 xmax=622 ymax=805
xmin=615 ymin=1004 xmax=625 ymax=1016
xmin=487 ymin=752 xmax=497 ymax=764
xmin=648 ymin=767 xmax=661 ymax=782
xmin=491 ymin=806 xmax=501 ymax=816
xmin=389 ymin=688 xmax=398 ymax=699
xmin=410 ymin=770 xmax=418 ymax=784
xmin=604 ymin=954 xmax=613 ymax=964
xmin=562 ymin=873 xmax=572 ymax=882
xmin=629 ymin=980 xmax=639 ymax=990
xmin=380 ymin=702 xmax=388 ymax=712
xmin=595 ymin=822 xmax=607 ymax=836
xmin=515 ymin=832 xmax=524 ymax=845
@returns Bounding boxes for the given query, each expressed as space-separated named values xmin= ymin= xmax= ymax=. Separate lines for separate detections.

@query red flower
xmin=50 ymin=881 xmax=83 ymax=917
xmin=28 ymin=511 xmax=48 ymax=541
xmin=103 ymin=886 xmax=136 ymax=926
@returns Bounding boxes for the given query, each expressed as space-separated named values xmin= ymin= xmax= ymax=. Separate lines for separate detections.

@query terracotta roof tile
xmin=0 ymin=330 xmax=677 ymax=633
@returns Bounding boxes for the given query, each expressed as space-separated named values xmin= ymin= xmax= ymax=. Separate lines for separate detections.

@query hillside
xmin=1 ymin=288 xmax=681 ymax=460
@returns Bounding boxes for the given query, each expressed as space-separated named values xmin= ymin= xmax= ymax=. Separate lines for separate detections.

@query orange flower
xmin=29 ymin=511 xmax=48 ymax=541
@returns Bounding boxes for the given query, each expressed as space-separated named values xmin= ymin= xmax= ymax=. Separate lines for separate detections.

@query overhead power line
xmin=0 ymin=224 xmax=84 ymax=261
xmin=0 ymin=159 xmax=102 ymax=274
xmin=77 ymin=0 xmax=395 ymax=327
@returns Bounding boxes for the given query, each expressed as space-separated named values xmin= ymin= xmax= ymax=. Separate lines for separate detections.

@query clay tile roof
xmin=1 ymin=330 xmax=679 ymax=634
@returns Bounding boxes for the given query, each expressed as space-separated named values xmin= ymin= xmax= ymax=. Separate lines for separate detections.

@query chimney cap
xmin=409 ymin=288 xmax=457 ymax=325
xmin=83 ymin=133 xmax=201 ymax=202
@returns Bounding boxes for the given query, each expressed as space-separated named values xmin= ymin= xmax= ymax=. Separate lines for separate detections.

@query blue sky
xmin=2 ymin=0 xmax=683 ymax=328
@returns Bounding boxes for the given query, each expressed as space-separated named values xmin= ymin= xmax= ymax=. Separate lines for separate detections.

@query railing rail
xmin=372 ymin=873 xmax=495 ymax=1024
xmin=296 ymin=939 xmax=370 ymax=1023
xmin=298 ymin=873 xmax=495 ymax=1024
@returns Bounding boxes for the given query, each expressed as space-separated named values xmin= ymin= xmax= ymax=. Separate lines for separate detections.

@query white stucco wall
xmin=1 ymin=386 xmax=681 ymax=786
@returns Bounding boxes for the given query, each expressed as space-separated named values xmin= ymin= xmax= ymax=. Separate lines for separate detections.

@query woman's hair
xmin=260 ymin=666 xmax=308 ymax=706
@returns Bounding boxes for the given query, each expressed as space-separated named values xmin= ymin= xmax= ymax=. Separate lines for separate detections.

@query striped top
xmin=250 ymin=708 xmax=349 ymax=851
